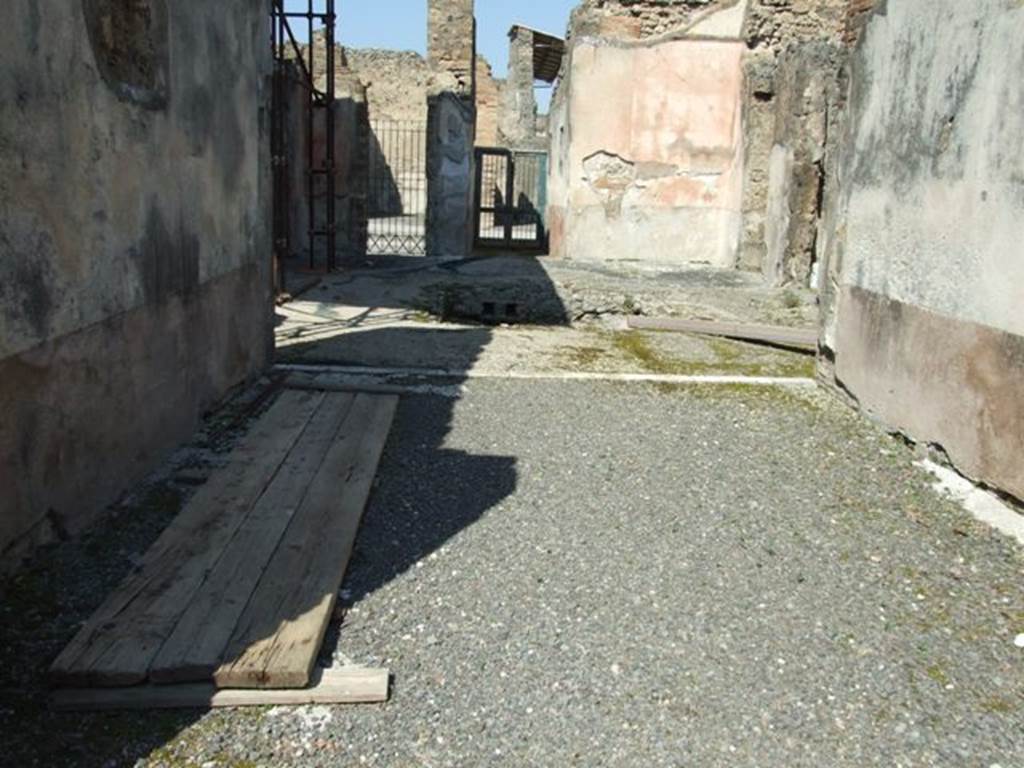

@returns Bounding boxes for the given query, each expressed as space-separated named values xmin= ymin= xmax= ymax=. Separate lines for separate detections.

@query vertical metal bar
xmin=281 ymin=14 xmax=291 ymax=273
xmin=281 ymin=12 xmax=293 ymax=276
xmin=325 ymin=0 xmax=336 ymax=270
xmin=537 ymin=153 xmax=548 ymax=247
xmin=369 ymin=120 xmax=373 ymax=254
xmin=305 ymin=0 xmax=315 ymax=269
xmin=390 ymin=121 xmax=394 ymax=249
xmin=528 ymin=155 xmax=536 ymax=245
xmin=398 ymin=123 xmax=402 ymax=247
xmin=473 ymin=148 xmax=483 ymax=249
xmin=271 ymin=0 xmax=279 ymax=290
xmin=504 ymin=154 xmax=515 ymax=246
xmin=422 ymin=122 xmax=425 ymax=253
xmin=362 ymin=119 xmax=430 ymax=257
xmin=374 ymin=119 xmax=378 ymax=254
xmin=271 ymin=0 xmax=289 ymax=294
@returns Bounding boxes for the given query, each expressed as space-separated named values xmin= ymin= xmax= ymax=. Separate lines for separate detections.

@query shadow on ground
xmin=0 ymin=388 xmax=282 ymax=765
xmin=285 ymin=252 xmax=573 ymax=327
xmin=0 ymin=255 xmax=569 ymax=766
xmin=285 ymin=254 xmax=571 ymax=609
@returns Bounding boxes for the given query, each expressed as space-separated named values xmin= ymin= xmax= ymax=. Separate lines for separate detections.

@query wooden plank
xmin=284 ymin=372 xmax=413 ymax=396
xmin=626 ymin=317 xmax=818 ymax=352
xmin=149 ymin=393 xmax=357 ymax=684
xmin=215 ymin=394 xmax=399 ymax=689
xmin=53 ymin=667 xmax=389 ymax=712
xmin=49 ymin=390 xmax=326 ymax=688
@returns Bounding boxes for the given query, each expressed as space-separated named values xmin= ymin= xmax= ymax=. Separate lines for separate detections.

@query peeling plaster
xmin=582 ymin=151 xmax=636 ymax=217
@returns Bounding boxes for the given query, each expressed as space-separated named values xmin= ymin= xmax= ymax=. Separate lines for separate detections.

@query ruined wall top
xmin=570 ymin=0 xmax=729 ymax=40
xmin=743 ymin=0 xmax=848 ymax=50
xmin=427 ymin=0 xmax=475 ymax=94
xmin=342 ymin=48 xmax=433 ymax=122
xmin=567 ymin=0 xmax=851 ymax=45
xmin=475 ymin=54 xmax=503 ymax=146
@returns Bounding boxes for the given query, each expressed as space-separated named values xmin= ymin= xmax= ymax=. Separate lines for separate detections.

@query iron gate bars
xmin=365 ymin=120 xmax=428 ymax=257
xmin=271 ymin=0 xmax=337 ymax=289
xmin=474 ymin=148 xmax=547 ymax=251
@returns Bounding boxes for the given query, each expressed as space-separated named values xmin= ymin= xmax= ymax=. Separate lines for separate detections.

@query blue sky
xmin=284 ymin=0 xmax=578 ymax=109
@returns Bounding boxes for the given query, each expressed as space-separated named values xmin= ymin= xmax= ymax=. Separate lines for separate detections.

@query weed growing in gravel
xmin=924 ymin=663 xmax=951 ymax=686
xmin=782 ymin=289 xmax=803 ymax=309
xmin=638 ymin=380 xmax=827 ymax=413
xmin=611 ymin=330 xmax=816 ymax=378
xmin=980 ymin=696 xmax=1017 ymax=714
xmin=558 ymin=344 xmax=610 ymax=368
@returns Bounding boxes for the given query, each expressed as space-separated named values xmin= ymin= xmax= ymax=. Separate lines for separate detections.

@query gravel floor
xmin=2 ymin=380 xmax=1022 ymax=767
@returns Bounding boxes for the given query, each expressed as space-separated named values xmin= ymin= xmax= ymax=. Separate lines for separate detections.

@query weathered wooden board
xmin=50 ymin=389 xmax=399 ymax=695
xmin=149 ymin=393 xmax=357 ymax=684
xmin=626 ymin=317 xmax=818 ymax=352
xmin=215 ymin=394 xmax=399 ymax=689
xmin=285 ymin=372 xmax=413 ymax=396
xmin=52 ymin=667 xmax=389 ymax=711
xmin=49 ymin=390 xmax=325 ymax=688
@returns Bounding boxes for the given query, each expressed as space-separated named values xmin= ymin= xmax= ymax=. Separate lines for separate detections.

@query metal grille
xmin=474 ymin=148 xmax=547 ymax=250
xmin=270 ymin=0 xmax=337 ymax=289
xmin=510 ymin=151 xmax=547 ymax=244
xmin=477 ymin=151 xmax=510 ymax=244
xmin=367 ymin=120 xmax=427 ymax=256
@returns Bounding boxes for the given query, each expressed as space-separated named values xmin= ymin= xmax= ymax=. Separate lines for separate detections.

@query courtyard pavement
xmin=1 ymin=264 xmax=1020 ymax=767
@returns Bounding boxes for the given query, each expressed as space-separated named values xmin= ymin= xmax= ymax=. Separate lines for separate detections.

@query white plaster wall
xmin=840 ymin=0 xmax=1024 ymax=336
xmin=822 ymin=0 xmax=1024 ymax=502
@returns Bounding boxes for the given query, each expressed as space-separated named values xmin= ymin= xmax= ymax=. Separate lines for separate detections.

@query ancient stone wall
xmin=341 ymin=48 xmax=433 ymax=124
xmin=549 ymin=1 xmax=748 ymax=267
xmin=817 ymin=0 xmax=1024 ymax=501
xmin=428 ymin=0 xmax=475 ymax=94
xmin=426 ymin=93 xmax=475 ymax=257
xmin=0 ymin=1 xmax=273 ymax=569
xmin=423 ymin=1 xmax=477 ymax=256
xmin=739 ymin=0 xmax=848 ymax=283
xmin=336 ymin=49 xmax=431 ymax=221
xmin=299 ymin=40 xmax=433 ymax=232
xmin=742 ymin=0 xmax=847 ymax=48
xmin=475 ymin=55 xmax=503 ymax=146
xmin=499 ymin=27 xmax=545 ymax=150
xmin=321 ymin=46 xmax=503 ymax=150
xmin=548 ymin=34 xmax=746 ymax=267
xmin=559 ymin=0 xmax=852 ymax=282
xmin=570 ymin=0 xmax=727 ymax=39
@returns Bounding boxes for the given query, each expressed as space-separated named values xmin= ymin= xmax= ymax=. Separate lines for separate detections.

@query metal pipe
xmin=325 ymin=0 xmax=337 ymax=270
xmin=306 ymin=0 xmax=315 ymax=269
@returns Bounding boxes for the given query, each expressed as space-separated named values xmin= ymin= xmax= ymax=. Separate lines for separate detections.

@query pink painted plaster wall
xmin=552 ymin=39 xmax=745 ymax=266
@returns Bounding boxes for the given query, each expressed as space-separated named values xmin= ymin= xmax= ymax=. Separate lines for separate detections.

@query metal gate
xmin=474 ymin=148 xmax=547 ymax=251
xmin=366 ymin=119 xmax=427 ymax=256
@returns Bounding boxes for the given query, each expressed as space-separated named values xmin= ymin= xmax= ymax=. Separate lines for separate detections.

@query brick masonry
xmin=427 ymin=0 xmax=475 ymax=94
